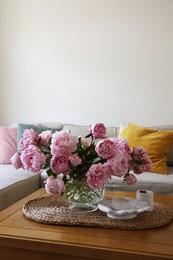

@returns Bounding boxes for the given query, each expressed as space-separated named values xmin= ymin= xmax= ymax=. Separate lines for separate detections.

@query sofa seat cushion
xmin=0 ymin=165 xmax=40 ymax=211
xmin=105 ymin=167 xmax=173 ymax=195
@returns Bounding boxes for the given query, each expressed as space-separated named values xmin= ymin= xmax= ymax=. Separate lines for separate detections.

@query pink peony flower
xmin=131 ymin=146 xmax=147 ymax=160
xmin=86 ymin=163 xmax=111 ymax=190
xmin=50 ymin=155 xmax=69 ymax=174
xmin=144 ymin=158 xmax=152 ymax=172
xmin=10 ymin=152 xmax=23 ymax=169
xmin=112 ymin=137 xmax=132 ymax=160
xmin=129 ymin=146 xmax=152 ymax=174
xmin=89 ymin=123 xmax=106 ymax=139
xmin=11 ymin=122 xmax=152 ymax=198
xmin=95 ymin=138 xmax=117 ymax=159
xmin=19 ymin=129 xmax=38 ymax=151
xmin=50 ymin=130 xmax=78 ymax=156
xmin=20 ymin=145 xmax=46 ymax=173
xmin=107 ymin=156 xmax=129 ymax=177
xmin=45 ymin=176 xmax=65 ymax=195
xmin=129 ymin=160 xmax=152 ymax=174
xmin=69 ymin=154 xmax=82 ymax=166
xmin=39 ymin=130 xmax=52 ymax=146
xmin=124 ymin=174 xmax=137 ymax=185
xmin=128 ymin=162 xmax=145 ymax=174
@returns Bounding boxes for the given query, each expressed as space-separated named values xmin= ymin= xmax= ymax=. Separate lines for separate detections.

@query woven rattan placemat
xmin=23 ymin=195 xmax=173 ymax=230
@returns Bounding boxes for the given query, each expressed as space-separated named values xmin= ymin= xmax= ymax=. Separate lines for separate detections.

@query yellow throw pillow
xmin=119 ymin=123 xmax=173 ymax=174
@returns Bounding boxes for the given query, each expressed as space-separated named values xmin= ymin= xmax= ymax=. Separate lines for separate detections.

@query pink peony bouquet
xmin=11 ymin=123 xmax=152 ymax=196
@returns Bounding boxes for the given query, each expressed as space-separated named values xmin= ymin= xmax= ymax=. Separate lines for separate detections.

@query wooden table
xmin=0 ymin=188 xmax=173 ymax=260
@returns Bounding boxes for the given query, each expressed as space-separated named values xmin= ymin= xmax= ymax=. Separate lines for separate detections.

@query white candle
xmin=136 ymin=189 xmax=154 ymax=211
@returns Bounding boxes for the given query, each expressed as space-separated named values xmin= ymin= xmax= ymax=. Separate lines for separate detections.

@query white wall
xmin=0 ymin=0 xmax=173 ymax=127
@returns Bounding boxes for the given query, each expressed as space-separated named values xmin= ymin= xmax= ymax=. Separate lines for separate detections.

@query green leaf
xmin=91 ymin=157 xmax=102 ymax=164
xmin=85 ymin=133 xmax=92 ymax=138
xmin=40 ymin=145 xmax=50 ymax=153
xmin=46 ymin=167 xmax=55 ymax=177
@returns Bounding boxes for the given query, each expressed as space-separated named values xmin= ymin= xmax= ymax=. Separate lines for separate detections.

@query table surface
xmin=0 ymin=188 xmax=173 ymax=260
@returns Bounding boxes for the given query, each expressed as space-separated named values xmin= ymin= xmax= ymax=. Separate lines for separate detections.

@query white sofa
xmin=1 ymin=122 xmax=173 ymax=211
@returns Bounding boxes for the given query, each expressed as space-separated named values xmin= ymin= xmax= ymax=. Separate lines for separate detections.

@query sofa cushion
xmin=119 ymin=123 xmax=173 ymax=168
xmin=152 ymin=125 xmax=173 ymax=166
xmin=0 ymin=165 xmax=40 ymax=211
xmin=105 ymin=167 xmax=173 ymax=195
xmin=40 ymin=122 xmax=63 ymax=129
xmin=0 ymin=127 xmax=17 ymax=164
xmin=11 ymin=122 xmax=63 ymax=129
xmin=119 ymin=123 xmax=173 ymax=174
xmin=62 ymin=124 xmax=118 ymax=139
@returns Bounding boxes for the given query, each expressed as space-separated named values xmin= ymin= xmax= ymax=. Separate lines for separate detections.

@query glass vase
xmin=64 ymin=179 xmax=104 ymax=212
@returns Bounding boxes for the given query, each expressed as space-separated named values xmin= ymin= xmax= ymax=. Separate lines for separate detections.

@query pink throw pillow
xmin=0 ymin=127 xmax=17 ymax=164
